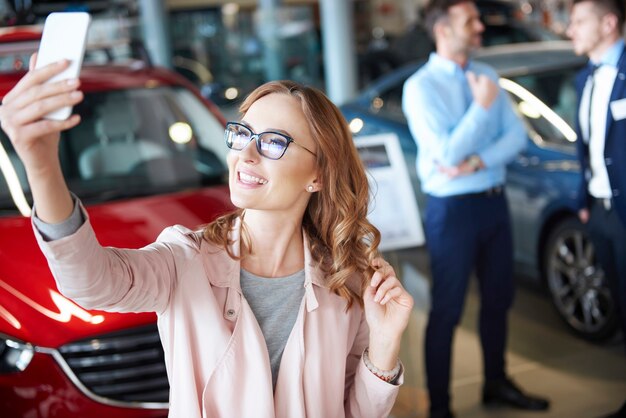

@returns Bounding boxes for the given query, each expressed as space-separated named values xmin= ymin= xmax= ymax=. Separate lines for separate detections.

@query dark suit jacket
xmin=575 ymin=45 xmax=626 ymax=226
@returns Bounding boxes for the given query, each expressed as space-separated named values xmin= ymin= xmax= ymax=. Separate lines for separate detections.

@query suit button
xmin=605 ymin=158 xmax=612 ymax=165
xmin=613 ymin=189 xmax=620 ymax=197
xmin=226 ymin=309 xmax=235 ymax=317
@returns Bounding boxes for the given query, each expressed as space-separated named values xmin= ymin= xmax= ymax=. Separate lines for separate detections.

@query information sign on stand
xmin=355 ymin=133 xmax=425 ymax=251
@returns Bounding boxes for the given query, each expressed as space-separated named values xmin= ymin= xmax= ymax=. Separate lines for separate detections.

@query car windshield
xmin=0 ymin=86 xmax=228 ymax=214
xmin=482 ymin=22 xmax=561 ymax=46
xmin=505 ymin=67 xmax=580 ymax=147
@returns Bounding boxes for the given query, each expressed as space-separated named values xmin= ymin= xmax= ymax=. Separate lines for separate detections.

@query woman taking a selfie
xmin=0 ymin=57 xmax=413 ymax=418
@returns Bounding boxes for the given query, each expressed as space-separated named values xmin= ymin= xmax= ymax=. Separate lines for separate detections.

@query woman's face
xmin=227 ymin=93 xmax=319 ymax=215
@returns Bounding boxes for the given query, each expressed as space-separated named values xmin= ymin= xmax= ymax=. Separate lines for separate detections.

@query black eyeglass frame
xmin=224 ymin=121 xmax=317 ymax=160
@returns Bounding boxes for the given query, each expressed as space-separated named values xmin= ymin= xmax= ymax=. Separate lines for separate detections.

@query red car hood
xmin=0 ymin=186 xmax=232 ymax=348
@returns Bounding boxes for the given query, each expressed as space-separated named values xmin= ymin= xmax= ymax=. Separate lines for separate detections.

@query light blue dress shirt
xmin=402 ymin=52 xmax=526 ymax=197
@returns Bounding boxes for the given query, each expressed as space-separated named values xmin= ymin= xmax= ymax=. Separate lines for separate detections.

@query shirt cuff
xmin=32 ymin=193 xmax=85 ymax=242
xmin=467 ymin=100 xmax=490 ymax=121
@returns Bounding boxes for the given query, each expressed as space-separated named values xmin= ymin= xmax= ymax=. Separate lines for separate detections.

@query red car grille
xmin=58 ymin=324 xmax=169 ymax=403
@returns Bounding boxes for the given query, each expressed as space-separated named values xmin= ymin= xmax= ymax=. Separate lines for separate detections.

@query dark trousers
xmin=588 ymin=198 xmax=626 ymax=341
xmin=424 ymin=193 xmax=514 ymax=415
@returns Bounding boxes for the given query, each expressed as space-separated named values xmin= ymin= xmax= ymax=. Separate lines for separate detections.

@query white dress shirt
xmin=579 ymin=40 xmax=624 ymax=199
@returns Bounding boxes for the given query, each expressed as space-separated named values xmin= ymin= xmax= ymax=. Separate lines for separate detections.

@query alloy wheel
xmin=544 ymin=219 xmax=616 ymax=340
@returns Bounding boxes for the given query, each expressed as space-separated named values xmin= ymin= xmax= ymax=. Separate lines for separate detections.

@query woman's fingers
xmin=1 ymin=96 xmax=81 ymax=142
xmin=368 ymin=257 xmax=413 ymax=307
xmin=370 ymin=257 xmax=399 ymax=302
xmin=380 ymin=287 xmax=403 ymax=305
xmin=15 ymin=115 xmax=81 ymax=141
xmin=370 ymin=263 xmax=395 ymax=288
xmin=10 ymin=78 xmax=80 ymax=112
xmin=12 ymin=90 xmax=83 ymax=126
xmin=373 ymin=276 xmax=400 ymax=303
xmin=2 ymin=59 xmax=69 ymax=104
xmin=29 ymin=52 xmax=38 ymax=71
xmin=0 ymin=58 xmax=82 ymax=153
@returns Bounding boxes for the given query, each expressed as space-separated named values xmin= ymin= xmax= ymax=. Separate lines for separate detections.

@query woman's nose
xmin=239 ymin=136 xmax=260 ymax=162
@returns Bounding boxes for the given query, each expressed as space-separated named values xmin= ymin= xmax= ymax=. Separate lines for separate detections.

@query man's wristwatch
xmin=467 ymin=154 xmax=483 ymax=172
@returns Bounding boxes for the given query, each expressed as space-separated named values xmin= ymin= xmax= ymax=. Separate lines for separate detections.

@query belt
xmin=593 ymin=197 xmax=612 ymax=211
xmin=452 ymin=186 xmax=504 ymax=199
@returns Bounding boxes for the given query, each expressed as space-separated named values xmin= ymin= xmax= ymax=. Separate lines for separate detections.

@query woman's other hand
xmin=363 ymin=257 xmax=413 ymax=371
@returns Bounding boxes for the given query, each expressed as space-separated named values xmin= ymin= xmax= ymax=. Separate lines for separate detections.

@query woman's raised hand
xmin=0 ymin=54 xmax=83 ymax=174
xmin=0 ymin=54 xmax=83 ymax=223
xmin=363 ymin=257 xmax=413 ymax=371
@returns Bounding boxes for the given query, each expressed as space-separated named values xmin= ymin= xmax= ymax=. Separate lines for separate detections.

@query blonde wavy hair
xmin=204 ymin=80 xmax=381 ymax=308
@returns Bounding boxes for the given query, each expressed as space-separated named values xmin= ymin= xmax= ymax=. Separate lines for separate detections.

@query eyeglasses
xmin=224 ymin=122 xmax=317 ymax=160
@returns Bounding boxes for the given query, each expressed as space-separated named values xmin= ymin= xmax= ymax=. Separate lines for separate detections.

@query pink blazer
xmin=34 ymin=216 xmax=402 ymax=418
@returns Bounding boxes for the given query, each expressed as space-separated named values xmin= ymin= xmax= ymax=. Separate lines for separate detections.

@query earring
xmin=307 ymin=185 xmax=314 ymax=192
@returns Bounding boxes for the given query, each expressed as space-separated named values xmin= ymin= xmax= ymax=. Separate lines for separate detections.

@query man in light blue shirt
xmin=403 ymin=53 xmax=525 ymax=197
xmin=402 ymin=1 xmax=548 ymax=417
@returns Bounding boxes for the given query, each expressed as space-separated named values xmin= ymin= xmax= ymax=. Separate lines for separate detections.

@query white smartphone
xmin=35 ymin=12 xmax=91 ymax=121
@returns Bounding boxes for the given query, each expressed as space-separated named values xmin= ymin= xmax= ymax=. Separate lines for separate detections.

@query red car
xmin=0 ymin=28 xmax=233 ymax=417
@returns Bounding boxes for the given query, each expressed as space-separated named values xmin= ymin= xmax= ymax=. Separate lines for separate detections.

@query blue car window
xmin=509 ymin=68 xmax=580 ymax=147
xmin=371 ymin=83 xmax=406 ymax=122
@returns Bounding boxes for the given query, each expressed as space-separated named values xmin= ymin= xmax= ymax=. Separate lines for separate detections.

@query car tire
xmin=543 ymin=217 xmax=618 ymax=341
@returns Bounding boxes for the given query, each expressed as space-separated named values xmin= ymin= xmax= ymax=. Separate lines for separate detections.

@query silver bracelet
xmin=362 ymin=347 xmax=401 ymax=382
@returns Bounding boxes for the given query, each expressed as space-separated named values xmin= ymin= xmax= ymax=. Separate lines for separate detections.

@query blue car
xmin=342 ymin=41 xmax=618 ymax=341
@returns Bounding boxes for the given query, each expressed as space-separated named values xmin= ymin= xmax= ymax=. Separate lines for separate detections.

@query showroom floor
xmin=387 ymin=248 xmax=626 ymax=418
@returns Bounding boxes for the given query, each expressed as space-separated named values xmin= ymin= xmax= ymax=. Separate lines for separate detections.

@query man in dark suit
xmin=568 ymin=0 xmax=626 ymax=340
xmin=567 ymin=1 xmax=626 ymax=415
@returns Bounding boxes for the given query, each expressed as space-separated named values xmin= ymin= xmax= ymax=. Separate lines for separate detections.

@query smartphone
xmin=35 ymin=12 xmax=91 ymax=121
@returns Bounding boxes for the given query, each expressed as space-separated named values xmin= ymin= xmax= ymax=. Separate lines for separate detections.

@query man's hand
xmin=438 ymin=155 xmax=484 ymax=178
xmin=467 ymin=71 xmax=499 ymax=109
xmin=578 ymin=209 xmax=589 ymax=224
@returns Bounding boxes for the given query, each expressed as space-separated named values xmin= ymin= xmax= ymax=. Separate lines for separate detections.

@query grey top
xmin=33 ymin=197 xmax=306 ymax=391
xmin=32 ymin=197 xmax=85 ymax=241
xmin=240 ymin=268 xmax=305 ymax=390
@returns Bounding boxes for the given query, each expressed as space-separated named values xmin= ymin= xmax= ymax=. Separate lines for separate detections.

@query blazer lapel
xmin=574 ymin=62 xmax=594 ymax=142
xmin=605 ymin=47 xmax=626 ymax=138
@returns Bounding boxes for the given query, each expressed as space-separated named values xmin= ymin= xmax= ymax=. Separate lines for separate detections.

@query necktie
xmin=586 ymin=64 xmax=600 ymax=143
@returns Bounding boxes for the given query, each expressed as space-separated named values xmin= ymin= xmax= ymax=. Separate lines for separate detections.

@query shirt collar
xmin=591 ymin=39 xmax=625 ymax=68
xmin=429 ymin=52 xmax=472 ymax=77
xmin=208 ymin=216 xmax=325 ymax=311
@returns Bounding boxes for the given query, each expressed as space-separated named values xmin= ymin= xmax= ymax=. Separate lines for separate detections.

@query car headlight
xmin=0 ymin=333 xmax=34 ymax=374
